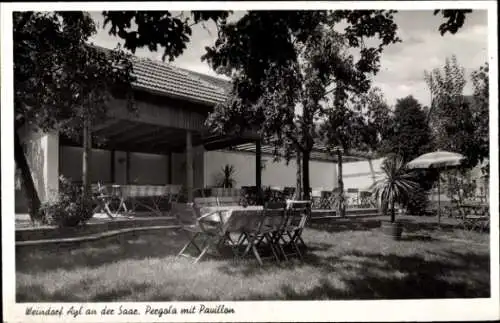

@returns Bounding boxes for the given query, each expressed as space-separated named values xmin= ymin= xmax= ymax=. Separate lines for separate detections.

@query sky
xmin=88 ymin=10 xmax=488 ymax=107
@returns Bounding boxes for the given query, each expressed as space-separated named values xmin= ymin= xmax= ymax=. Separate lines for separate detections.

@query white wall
xmin=60 ymin=146 xmax=112 ymax=183
xmin=60 ymin=146 xmax=172 ymax=185
xmin=342 ymin=157 xmax=385 ymax=191
xmin=129 ymin=152 xmax=168 ymax=185
xmin=114 ymin=151 xmax=128 ymax=185
xmin=204 ymin=150 xmax=338 ymax=190
xmin=18 ymin=127 xmax=59 ymax=201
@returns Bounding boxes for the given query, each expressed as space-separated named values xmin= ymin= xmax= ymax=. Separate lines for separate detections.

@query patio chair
xmin=283 ymin=187 xmax=296 ymax=200
xmin=93 ymin=182 xmax=129 ymax=218
xmin=320 ymin=190 xmax=333 ymax=209
xmin=359 ymin=191 xmax=375 ymax=208
xmin=311 ymin=189 xmax=322 ymax=209
xmin=217 ymin=196 xmax=241 ymax=206
xmin=458 ymin=203 xmax=490 ymax=233
xmin=280 ymin=200 xmax=312 ymax=261
xmin=173 ymin=202 xmax=226 ymax=263
xmin=347 ymin=188 xmax=360 ymax=207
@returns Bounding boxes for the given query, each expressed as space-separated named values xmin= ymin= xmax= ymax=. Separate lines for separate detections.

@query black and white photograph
xmin=1 ymin=1 xmax=498 ymax=322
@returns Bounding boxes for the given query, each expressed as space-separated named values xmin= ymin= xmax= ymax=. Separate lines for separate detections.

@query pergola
xmin=61 ymin=55 xmax=377 ymax=201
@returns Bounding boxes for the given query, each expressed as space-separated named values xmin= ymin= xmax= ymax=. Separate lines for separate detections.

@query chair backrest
xmin=260 ymin=207 xmax=286 ymax=232
xmin=168 ymin=185 xmax=182 ymax=194
xmin=311 ymin=190 xmax=322 ymax=198
xmin=222 ymin=207 xmax=263 ymax=233
xmin=265 ymin=201 xmax=286 ymax=209
xmin=194 ymin=197 xmax=219 ymax=207
xmin=166 ymin=185 xmax=182 ymax=202
xmin=217 ymin=196 xmax=240 ymax=206
xmin=360 ymin=191 xmax=372 ymax=198
xmin=286 ymin=200 xmax=312 ymax=228
xmin=94 ymin=182 xmax=110 ymax=197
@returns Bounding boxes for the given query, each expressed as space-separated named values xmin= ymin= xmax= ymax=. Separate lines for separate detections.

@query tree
xmin=424 ymin=55 xmax=486 ymax=168
xmin=380 ymin=95 xmax=433 ymax=162
xmin=101 ymin=11 xmax=231 ymax=61
xmin=320 ymin=86 xmax=391 ymax=215
xmin=202 ymin=10 xmax=400 ymax=200
xmin=14 ymin=12 xmax=134 ymax=222
xmin=434 ymin=9 xmax=473 ymax=36
xmin=100 ymin=10 xmax=472 ymax=63
xmin=470 ymin=62 xmax=489 ymax=176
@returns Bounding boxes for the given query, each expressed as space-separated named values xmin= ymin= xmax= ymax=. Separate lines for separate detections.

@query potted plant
xmin=216 ymin=164 xmax=236 ymax=188
xmin=371 ymin=155 xmax=419 ymax=240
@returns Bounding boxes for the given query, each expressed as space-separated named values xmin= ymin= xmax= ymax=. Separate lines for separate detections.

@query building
xmin=15 ymin=55 xmax=382 ymax=210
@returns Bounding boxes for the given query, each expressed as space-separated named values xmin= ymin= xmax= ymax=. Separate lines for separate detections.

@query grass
xmin=16 ymin=217 xmax=490 ymax=302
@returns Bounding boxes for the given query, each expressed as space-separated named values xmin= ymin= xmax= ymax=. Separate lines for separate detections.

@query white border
xmin=2 ymin=2 xmax=499 ymax=322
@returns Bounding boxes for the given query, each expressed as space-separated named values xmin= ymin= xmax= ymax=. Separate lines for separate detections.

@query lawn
xmin=16 ymin=217 xmax=490 ymax=301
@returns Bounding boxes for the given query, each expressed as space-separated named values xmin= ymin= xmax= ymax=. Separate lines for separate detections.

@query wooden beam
xmin=99 ymin=122 xmax=141 ymax=139
xmin=110 ymin=150 xmax=115 ymax=183
xmin=131 ymin=128 xmax=183 ymax=145
xmin=108 ymin=98 xmax=206 ymax=131
xmin=109 ymin=125 xmax=163 ymax=143
xmin=186 ymin=130 xmax=194 ymax=202
xmin=126 ymin=152 xmax=130 ymax=184
xmin=92 ymin=119 xmax=122 ymax=133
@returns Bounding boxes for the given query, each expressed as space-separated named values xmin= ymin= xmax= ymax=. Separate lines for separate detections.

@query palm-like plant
xmin=217 ymin=164 xmax=236 ymax=188
xmin=371 ymin=155 xmax=419 ymax=222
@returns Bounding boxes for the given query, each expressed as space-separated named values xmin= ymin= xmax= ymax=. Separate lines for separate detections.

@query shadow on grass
xmin=309 ymin=217 xmax=464 ymax=235
xmin=16 ymin=229 xmax=188 ymax=274
xmin=399 ymin=234 xmax=434 ymax=242
xmin=308 ymin=219 xmax=382 ymax=233
xmin=278 ymin=250 xmax=491 ymax=299
xmin=216 ymin=244 xmax=490 ymax=299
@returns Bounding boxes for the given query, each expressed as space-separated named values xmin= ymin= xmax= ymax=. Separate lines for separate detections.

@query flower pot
xmin=381 ymin=221 xmax=403 ymax=240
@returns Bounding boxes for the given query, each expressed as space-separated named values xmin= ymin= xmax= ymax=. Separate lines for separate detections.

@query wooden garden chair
xmin=173 ymin=202 xmax=227 ymax=263
xmin=194 ymin=197 xmax=219 ymax=207
xmin=238 ymin=203 xmax=285 ymax=265
xmin=217 ymin=196 xmax=241 ymax=206
xmin=93 ymin=182 xmax=130 ymax=218
xmin=279 ymin=200 xmax=312 ymax=261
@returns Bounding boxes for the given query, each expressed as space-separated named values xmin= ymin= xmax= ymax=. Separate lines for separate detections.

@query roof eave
xmin=132 ymin=84 xmax=225 ymax=110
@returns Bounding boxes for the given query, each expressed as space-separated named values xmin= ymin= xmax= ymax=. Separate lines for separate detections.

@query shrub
xmin=40 ymin=176 xmax=93 ymax=227
xmin=403 ymin=187 xmax=430 ymax=216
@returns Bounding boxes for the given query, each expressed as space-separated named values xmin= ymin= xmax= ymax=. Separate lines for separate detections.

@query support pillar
xmin=21 ymin=129 xmax=60 ymax=202
xmin=186 ymin=130 xmax=194 ymax=203
xmin=368 ymin=158 xmax=376 ymax=184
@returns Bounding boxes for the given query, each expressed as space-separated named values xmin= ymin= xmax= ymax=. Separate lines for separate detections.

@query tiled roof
xmin=131 ymin=57 xmax=229 ymax=106
xmin=181 ymin=69 xmax=233 ymax=94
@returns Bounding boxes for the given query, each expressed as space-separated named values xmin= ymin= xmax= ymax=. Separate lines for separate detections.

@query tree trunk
xmin=255 ymin=139 xmax=262 ymax=204
xmin=302 ymin=150 xmax=310 ymax=200
xmin=336 ymin=149 xmax=346 ymax=217
xmin=390 ymin=200 xmax=396 ymax=223
xmin=82 ymin=116 xmax=92 ymax=202
xmin=14 ymin=129 xmax=43 ymax=223
xmin=295 ymin=148 xmax=302 ymax=200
